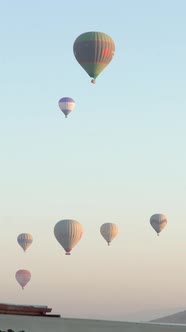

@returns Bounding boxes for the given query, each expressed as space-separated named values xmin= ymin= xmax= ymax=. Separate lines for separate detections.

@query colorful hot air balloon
xmin=150 ymin=213 xmax=167 ymax=236
xmin=100 ymin=223 xmax=118 ymax=245
xmin=15 ymin=269 xmax=31 ymax=289
xmin=54 ymin=219 xmax=83 ymax=255
xmin=17 ymin=233 xmax=33 ymax=252
xmin=58 ymin=97 xmax=75 ymax=118
xmin=73 ymin=31 xmax=115 ymax=83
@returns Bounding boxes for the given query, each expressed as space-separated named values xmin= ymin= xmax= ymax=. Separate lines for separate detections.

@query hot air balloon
xmin=17 ymin=233 xmax=33 ymax=252
xmin=58 ymin=97 xmax=75 ymax=118
xmin=15 ymin=269 xmax=31 ymax=289
xmin=150 ymin=213 xmax=167 ymax=236
xmin=54 ymin=219 xmax=83 ymax=255
xmin=73 ymin=31 xmax=115 ymax=83
xmin=100 ymin=223 xmax=118 ymax=245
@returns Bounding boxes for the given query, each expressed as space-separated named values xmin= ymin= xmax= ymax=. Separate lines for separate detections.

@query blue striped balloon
xmin=17 ymin=233 xmax=33 ymax=252
xmin=58 ymin=97 xmax=75 ymax=118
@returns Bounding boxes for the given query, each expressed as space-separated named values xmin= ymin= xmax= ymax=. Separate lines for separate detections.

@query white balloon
xmin=54 ymin=219 xmax=83 ymax=255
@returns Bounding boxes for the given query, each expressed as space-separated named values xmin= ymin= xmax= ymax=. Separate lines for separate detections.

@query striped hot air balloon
xmin=73 ymin=31 xmax=115 ymax=83
xmin=54 ymin=219 xmax=83 ymax=255
xmin=15 ymin=269 xmax=31 ymax=289
xmin=17 ymin=233 xmax=33 ymax=252
xmin=58 ymin=97 xmax=75 ymax=118
xmin=100 ymin=223 xmax=118 ymax=245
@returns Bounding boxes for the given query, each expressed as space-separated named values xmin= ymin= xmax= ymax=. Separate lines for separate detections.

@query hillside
xmin=151 ymin=311 xmax=186 ymax=324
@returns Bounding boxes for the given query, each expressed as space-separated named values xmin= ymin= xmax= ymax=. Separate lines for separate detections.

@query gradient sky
xmin=0 ymin=0 xmax=186 ymax=322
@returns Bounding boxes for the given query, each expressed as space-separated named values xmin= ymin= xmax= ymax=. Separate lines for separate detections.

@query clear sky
xmin=0 ymin=0 xmax=186 ymax=322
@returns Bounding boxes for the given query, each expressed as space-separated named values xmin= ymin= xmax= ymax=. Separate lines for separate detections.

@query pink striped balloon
xmin=15 ymin=269 xmax=31 ymax=289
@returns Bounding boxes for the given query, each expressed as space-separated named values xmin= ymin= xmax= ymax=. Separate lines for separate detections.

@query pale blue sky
xmin=0 ymin=0 xmax=186 ymax=321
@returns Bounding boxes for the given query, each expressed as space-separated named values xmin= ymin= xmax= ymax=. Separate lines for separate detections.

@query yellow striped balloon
xmin=100 ymin=223 xmax=118 ymax=245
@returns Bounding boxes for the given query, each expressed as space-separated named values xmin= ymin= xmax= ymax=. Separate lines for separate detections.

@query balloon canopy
xmin=150 ymin=214 xmax=167 ymax=236
xmin=17 ymin=233 xmax=33 ymax=252
xmin=73 ymin=31 xmax=115 ymax=83
xmin=15 ymin=269 xmax=31 ymax=289
xmin=58 ymin=97 xmax=75 ymax=118
xmin=100 ymin=223 xmax=118 ymax=245
xmin=54 ymin=219 xmax=83 ymax=255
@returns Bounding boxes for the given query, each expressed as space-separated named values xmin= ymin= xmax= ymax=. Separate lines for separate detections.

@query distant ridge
xmin=151 ymin=310 xmax=186 ymax=324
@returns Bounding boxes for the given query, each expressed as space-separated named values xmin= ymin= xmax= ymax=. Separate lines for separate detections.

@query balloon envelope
xmin=73 ymin=31 xmax=115 ymax=83
xmin=17 ymin=233 xmax=33 ymax=252
xmin=100 ymin=223 xmax=118 ymax=245
xmin=54 ymin=219 xmax=83 ymax=255
xmin=58 ymin=97 xmax=75 ymax=118
xmin=150 ymin=213 xmax=167 ymax=235
xmin=15 ymin=269 xmax=31 ymax=289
